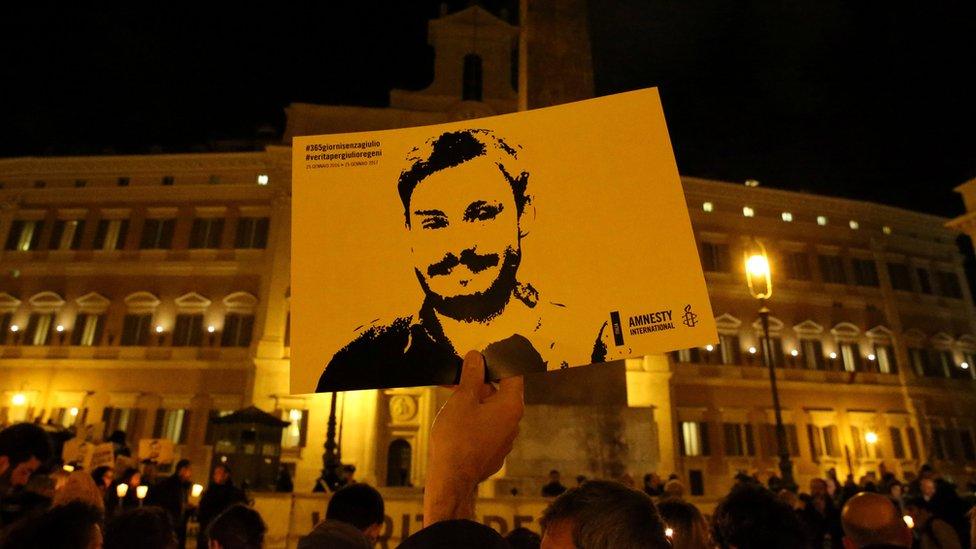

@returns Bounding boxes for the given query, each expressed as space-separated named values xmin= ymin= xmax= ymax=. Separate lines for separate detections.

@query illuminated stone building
xmin=2 ymin=5 xmax=975 ymax=502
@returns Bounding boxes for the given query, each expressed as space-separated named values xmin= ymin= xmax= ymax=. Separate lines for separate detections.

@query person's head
xmin=121 ymin=467 xmax=141 ymax=488
xmin=506 ymin=527 xmax=542 ymax=549
xmin=175 ymin=459 xmax=192 ymax=482
xmin=104 ymin=506 xmax=177 ymax=549
xmin=920 ymin=477 xmax=936 ymax=499
xmin=888 ymin=481 xmax=903 ymax=498
xmin=54 ymin=470 xmax=105 ymax=512
xmin=0 ymin=423 xmax=52 ymax=488
xmin=711 ymin=483 xmax=806 ymax=549
xmin=575 ymin=475 xmax=587 ymax=487
xmin=663 ymin=479 xmax=685 ymax=499
xmin=810 ymin=477 xmax=828 ymax=497
xmin=0 ymin=500 xmax=103 ymax=549
xmin=539 ymin=480 xmax=669 ymax=549
xmin=778 ymin=488 xmax=800 ymax=510
xmin=206 ymin=504 xmax=266 ymax=549
xmin=108 ymin=430 xmax=127 ymax=446
xmin=342 ymin=464 xmax=357 ymax=480
xmin=656 ymin=498 xmax=710 ymax=549
xmin=549 ymin=470 xmax=561 ymax=483
xmin=325 ymin=483 xmax=385 ymax=542
xmin=212 ymin=463 xmax=231 ymax=485
xmin=840 ymin=492 xmax=912 ymax=549
xmin=397 ymin=129 xmax=533 ymax=322
xmin=92 ymin=465 xmax=114 ymax=490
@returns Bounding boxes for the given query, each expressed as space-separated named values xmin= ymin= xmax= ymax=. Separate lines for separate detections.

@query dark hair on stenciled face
xmin=397 ymin=129 xmax=531 ymax=226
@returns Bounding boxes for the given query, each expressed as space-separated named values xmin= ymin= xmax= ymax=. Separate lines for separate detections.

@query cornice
xmin=0 ymin=151 xmax=276 ymax=177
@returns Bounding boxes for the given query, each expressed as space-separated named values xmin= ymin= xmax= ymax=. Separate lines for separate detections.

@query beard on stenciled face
xmin=408 ymin=157 xmax=522 ymax=323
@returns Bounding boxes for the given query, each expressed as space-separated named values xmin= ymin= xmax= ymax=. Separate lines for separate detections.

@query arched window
xmin=386 ymin=439 xmax=412 ymax=487
xmin=462 ymin=54 xmax=483 ymax=101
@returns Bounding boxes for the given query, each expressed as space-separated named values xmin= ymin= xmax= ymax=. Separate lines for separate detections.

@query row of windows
xmin=0 ymin=311 xmax=254 ymax=347
xmin=102 ymin=406 xmax=306 ymax=449
xmin=700 ymin=242 xmax=963 ymax=298
xmin=700 ymin=201 xmax=892 ymax=235
xmin=673 ymin=337 xmax=976 ymax=380
xmin=2 ymin=174 xmax=270 ymax=190
xmin=679 ymin=420 xmax=942 ymax=461
xmin=3 ymin=215 xmax=269 ymax=252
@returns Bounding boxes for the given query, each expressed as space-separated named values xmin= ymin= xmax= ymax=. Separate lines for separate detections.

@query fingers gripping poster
xmin=292 ymin=88 xmax=716 ymax=393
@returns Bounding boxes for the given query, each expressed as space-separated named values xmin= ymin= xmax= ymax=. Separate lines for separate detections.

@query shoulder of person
xmin=398 ymin=519 xmax=509 ymax=549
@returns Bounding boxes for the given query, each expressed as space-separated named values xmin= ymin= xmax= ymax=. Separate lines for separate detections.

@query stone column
xmin=625 ymin=354 xmax=676 ymax=477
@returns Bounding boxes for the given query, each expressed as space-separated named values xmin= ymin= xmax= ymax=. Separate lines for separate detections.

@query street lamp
xmin=865 ymin=431 xmax=878 ymax=445
xmin=744 ymin=240 xmax=795 ymax=490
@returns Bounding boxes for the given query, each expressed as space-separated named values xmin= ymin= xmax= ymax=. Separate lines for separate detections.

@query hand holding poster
xmin=291 ymin=88 xmax=716 ymax=393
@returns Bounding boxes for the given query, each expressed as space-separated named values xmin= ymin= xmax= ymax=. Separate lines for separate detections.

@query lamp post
xmin=744 ymin=240 xmax=796 ymax=490
xmin=318 ymin=392 xmax=343 ymax=492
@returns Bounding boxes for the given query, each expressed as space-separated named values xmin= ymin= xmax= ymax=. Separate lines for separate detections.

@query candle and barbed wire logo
xmin=681 ymin=304 xmax=699 ymax=328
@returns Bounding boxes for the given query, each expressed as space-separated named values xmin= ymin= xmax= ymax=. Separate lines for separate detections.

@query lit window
xmin=817 ymin=216 xmax=828 ymax=226
xmin=781 ymin=212 xmax=793 ymax=222
xmin=257 ymin=174 xmax=269 ymax=186
xmin=882 ymin=226 xmax=892 ymax=235
xmin=680 ymin=421 xmax=709 ymax=456
xmin=742 ymin=206 xmax=755 ymax=218
xmin=849 ymin=220 xmax=859 ymax=230
xmin=281 ymin=409 xmax=308 ymax=448
xmin=702 ymin=202 xmax=713 ymax=213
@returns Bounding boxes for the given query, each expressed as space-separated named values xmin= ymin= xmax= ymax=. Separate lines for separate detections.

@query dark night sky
xmin=2 ymin=2 xmax=975 ymax=217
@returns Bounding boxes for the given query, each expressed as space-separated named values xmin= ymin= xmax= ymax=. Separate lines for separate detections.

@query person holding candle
xmin=146 ymin=458 xmax=193 ymax=549
xmin=196 ymin=463 xmax=246 ymax=549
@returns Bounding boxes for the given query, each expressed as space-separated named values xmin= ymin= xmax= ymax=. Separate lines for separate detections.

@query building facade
xmin=1 ymin=6 xmax=975 ymax=499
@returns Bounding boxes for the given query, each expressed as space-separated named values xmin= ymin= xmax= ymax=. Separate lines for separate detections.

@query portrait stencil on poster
xmin=292 ymin=88 xmax=716 ymax=393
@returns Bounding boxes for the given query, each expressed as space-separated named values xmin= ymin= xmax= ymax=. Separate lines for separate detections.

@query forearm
xmin=422 ymin=473 xmax=478 ymax=527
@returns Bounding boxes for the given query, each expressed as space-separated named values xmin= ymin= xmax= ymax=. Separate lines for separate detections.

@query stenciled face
xmin=409 ymin=156 xmax=520 ymax=303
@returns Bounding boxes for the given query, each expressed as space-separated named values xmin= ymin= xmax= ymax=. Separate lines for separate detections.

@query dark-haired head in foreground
xmin=0 ymin=423 xmax=52 ymax=490
xmin=298 ymin=483 xmax=386 ymax=548
xmin=104 ymin=506 xmax=177 ymax=549
xmin=657 ymin=497 xmax=711 ymax=549
xmin=540 ymin=480 xmax=669 ymax=549
xmin=327 ymin=483 xmax=385 ymax=540
xmin=206 ymin=504 xmax=266 ymax=549
xmin=711 ymin=483 xmax=806 ymax=549
xmin=840 ymin=492 xmax=912 ymax=549
xmin=2 ymin=501 xmax=103 ymax=549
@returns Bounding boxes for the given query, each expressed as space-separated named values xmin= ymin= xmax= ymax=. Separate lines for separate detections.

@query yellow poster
xmin=292 ymin=88 xmax=715 ymax=393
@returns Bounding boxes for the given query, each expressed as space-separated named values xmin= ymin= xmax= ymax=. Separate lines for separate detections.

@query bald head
xmin=841 ymin=493 xmax=911 ymax=549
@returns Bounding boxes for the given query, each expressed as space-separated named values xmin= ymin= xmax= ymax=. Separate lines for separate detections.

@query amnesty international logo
xmin=682 ymin=304 xmax=699 ymax=328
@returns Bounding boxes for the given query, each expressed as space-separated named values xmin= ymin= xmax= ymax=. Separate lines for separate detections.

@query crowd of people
xmin=0 ymin=423 xmax=260 ymax=549
xmin=1 ymin=351 xmax=975 ymax=548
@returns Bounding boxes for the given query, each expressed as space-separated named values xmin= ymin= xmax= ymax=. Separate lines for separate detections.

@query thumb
xmin=458 ymin=350 xmax=486 ymax=396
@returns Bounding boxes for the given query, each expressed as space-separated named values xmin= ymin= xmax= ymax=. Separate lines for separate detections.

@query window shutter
xmin=116 ymin=220 xmax=130 ymax=250
xmin=49 ymin=220 xmax=66 ymax=250
xmin=299 ymin=410 xmax=309 ymax=447
xmin=160 ymin=219 xmax=175 ymax=249
xmin=700 ymin=422 xmax=710 ymax=456
xmin=152 ymin=409 xmax=165 ymax=438
xmin=677 ymin=422 xmax=686 ymax=456
xmin=71 ymin=315 xmax=86 ymax=345
xmin=4 ymin=220 xmax=23 ymax=250
xmin=70 ymin=220 xmax=85 ymax=250
xmin=140 ymin=219 xmax=157 ymax=249
xmin=221 ymin=315 xmax=239 ymax=347
xmin=29 ymin=221 xmax=44 ymax=250
xmin=255 ymin=217 xmax=270 ymax=248
xmin=179 ymin=410 xmax=192 ymax=444
xmin=239 ymin=315 xmax=255 ymax=347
